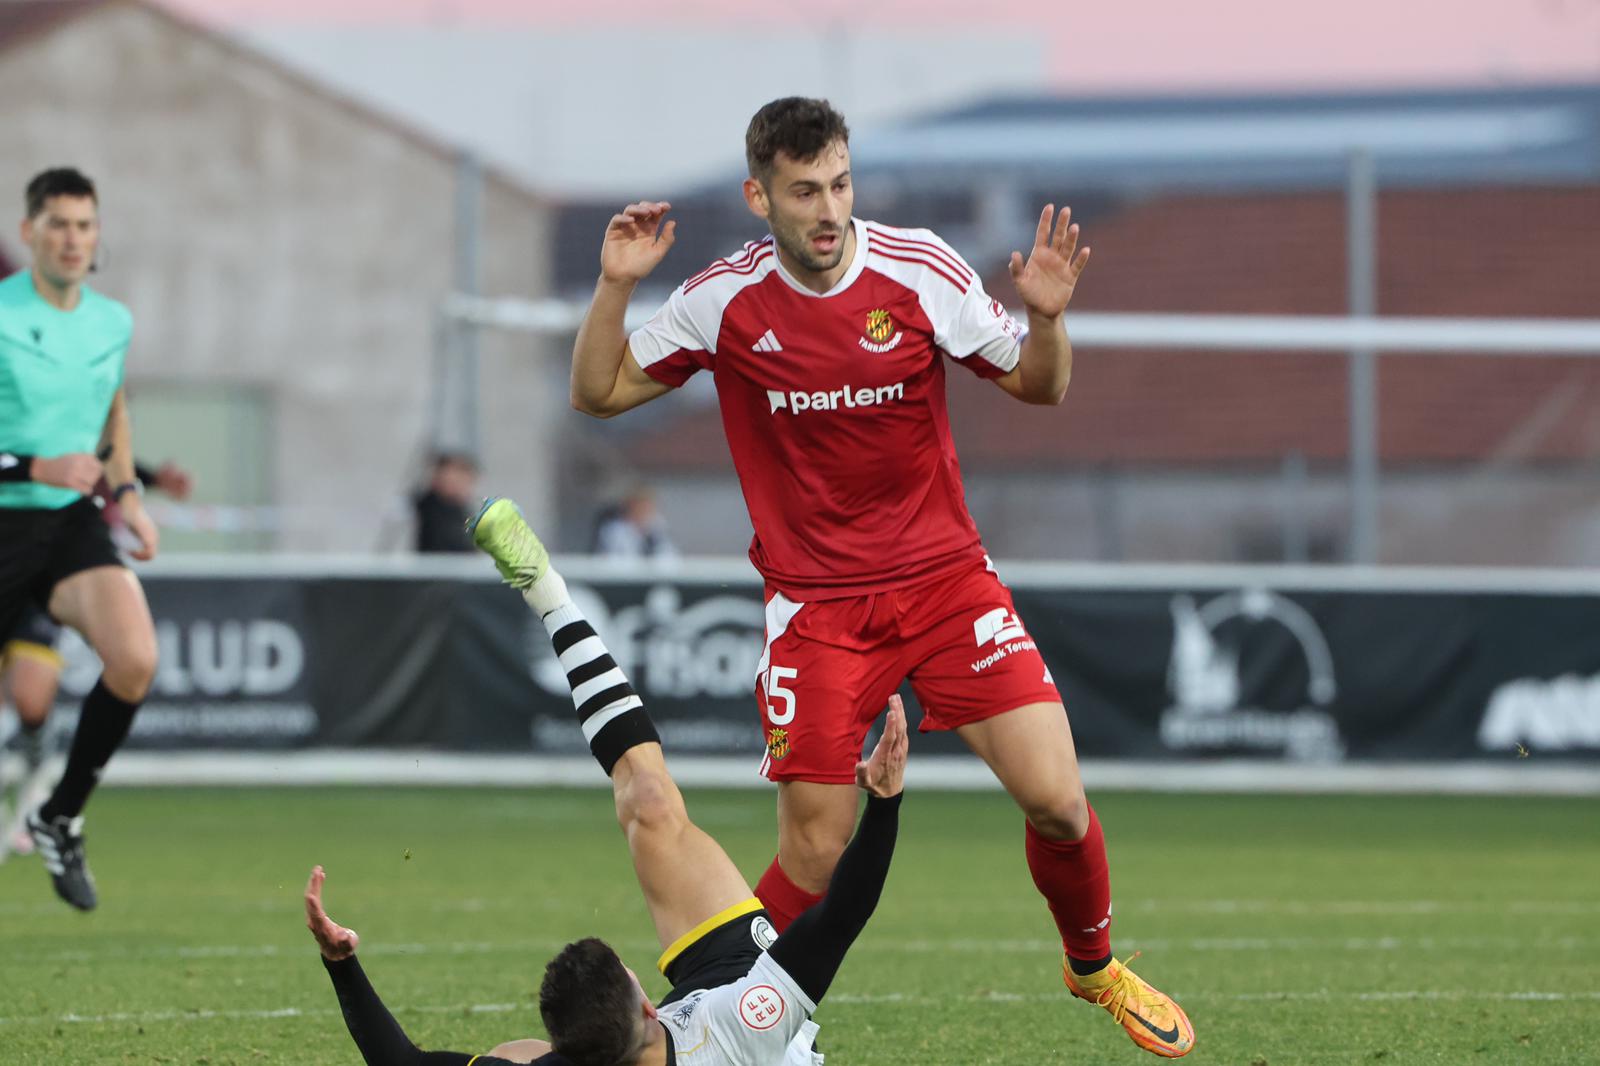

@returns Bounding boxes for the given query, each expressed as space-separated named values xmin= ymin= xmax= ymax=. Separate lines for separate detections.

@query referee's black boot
xmin=25 ymin=809 xmax=98 ymax=911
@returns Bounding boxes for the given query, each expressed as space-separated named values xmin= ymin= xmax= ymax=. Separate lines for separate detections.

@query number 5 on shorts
xmin=765 ymin=666 xmax=798 ymax=725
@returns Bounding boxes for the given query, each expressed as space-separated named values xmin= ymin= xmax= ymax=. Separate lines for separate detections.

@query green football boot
xmin=467 ymin=497 xmax=550 ymax=590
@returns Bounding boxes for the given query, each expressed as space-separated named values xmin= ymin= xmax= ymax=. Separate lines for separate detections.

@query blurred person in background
xmin=0 ymin=605 xmax=63 ymax=858
xmin=568 ymin=98 xmax=1192 ymax=1057
xmin=413 ymin=450 xmax=479 ymax=553
xmin=592 ymin=486 xmax=678 ymax=559
xmin=0 ymin=167 xmax=160 ymax=911
xmin=0 ymin=457 xmax=193 ymax=862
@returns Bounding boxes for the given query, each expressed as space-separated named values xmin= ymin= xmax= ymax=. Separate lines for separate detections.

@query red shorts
xmin=755 ymin=563 xmax=1061 ymax=783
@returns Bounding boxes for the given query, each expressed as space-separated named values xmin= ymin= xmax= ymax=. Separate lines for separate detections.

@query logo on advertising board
xmin=57 ymin=615 xmax=315 ymax=746
xmin=1478 ymin=673 xmax=1600 ymax=753
xmin=1163 ymin=589 xmax=1343 ymax=761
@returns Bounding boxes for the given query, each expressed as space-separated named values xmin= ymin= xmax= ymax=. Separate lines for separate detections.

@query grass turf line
xmin=0 ymin=787 xmax=1595 ymax=1064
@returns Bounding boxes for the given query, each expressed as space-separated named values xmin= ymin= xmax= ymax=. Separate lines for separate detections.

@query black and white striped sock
xmin=539 ymin=599 xmax=659 ymax=775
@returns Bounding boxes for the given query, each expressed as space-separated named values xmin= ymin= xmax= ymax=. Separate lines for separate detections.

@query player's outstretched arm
xmin=305 ymin=866 xmax=537 ymax=1065
xmin=995 ymin=203 xmax=1091 ymax=406
xmin=570 ymin=201 xmax=677 ymax=419
xmin=765 ymin=696 xmax=909 ymax=1004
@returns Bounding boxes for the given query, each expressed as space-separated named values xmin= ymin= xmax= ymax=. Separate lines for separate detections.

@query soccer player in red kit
xmin=569 ymin=97 xmax=1193 ymax=1058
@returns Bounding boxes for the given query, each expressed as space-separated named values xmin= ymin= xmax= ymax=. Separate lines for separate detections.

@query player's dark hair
xmin=745 ymin=97 xmax=850 ymax=184
xmin=26 ymin=168 xmax=97 ymax=219
xmin=539 ymin=938 xmax=645 ymax=1066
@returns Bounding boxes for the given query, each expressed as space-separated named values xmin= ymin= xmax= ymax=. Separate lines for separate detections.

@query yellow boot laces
xmin=1090 ymin=950 xmax=1150 ymax=1027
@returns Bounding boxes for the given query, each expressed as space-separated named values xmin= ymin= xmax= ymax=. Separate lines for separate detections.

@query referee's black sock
xmin=528 ymin=579 xmax=659 ymax=776
xmin=39 ymin=678 xmax=140 ymax=821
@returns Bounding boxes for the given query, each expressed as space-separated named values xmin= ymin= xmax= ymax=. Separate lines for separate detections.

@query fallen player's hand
xmin=304 ymin=865 xmax=360 ymax=961
xmin=856 ymin=694 xmax=909 ymax=798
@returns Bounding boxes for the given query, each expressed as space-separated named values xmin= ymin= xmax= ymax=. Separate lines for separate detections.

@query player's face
xmin=21 ymin=195 xmax=99 ymax=289
xmin=750 ymin=140 xmax=853 ymax=276
xmin=433 ymin=458 xmax=477 ymax=502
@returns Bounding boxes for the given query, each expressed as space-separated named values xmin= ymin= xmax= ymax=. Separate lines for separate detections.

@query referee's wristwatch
xmin=112 ymin=480 xmax=143 ymax=502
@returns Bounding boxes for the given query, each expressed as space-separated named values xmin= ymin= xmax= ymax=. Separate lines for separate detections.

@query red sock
xmin=755 ymin=856 xmax=824 ymax=933
xmin=1025 ymin=804 xmax=1113 ymax=963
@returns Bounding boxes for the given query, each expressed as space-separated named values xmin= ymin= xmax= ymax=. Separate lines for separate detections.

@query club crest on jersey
xmin=859 ymin=308 xmax=903 ymax=353
xmin=766 ymin=727 xmax=790 ymax=761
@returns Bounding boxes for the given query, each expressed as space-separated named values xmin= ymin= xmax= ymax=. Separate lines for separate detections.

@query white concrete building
xmin=0 ymin=0 xmax=560 ymax=551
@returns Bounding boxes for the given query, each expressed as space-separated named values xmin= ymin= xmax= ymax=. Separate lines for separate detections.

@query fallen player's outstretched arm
xmin=766 ymin=697 xmax=910 ymax=1004
xmin=306 ymin=866 xmax=557 ymax=1066
xmin=322 ymin=954 xmax=485 ymax=1065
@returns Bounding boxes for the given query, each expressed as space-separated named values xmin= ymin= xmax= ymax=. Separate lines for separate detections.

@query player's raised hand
xmin=600 ymin=201 xmax=676 ymax=285
xmin=304 ymin=865 xmax=360 ymax=961
xmin=1008 ymin=204 xmax=1091 ymax=320
xmin=30 ymin=452 xmax=103 ymax=494
xmin=856 ymin=694 xmax=909 ymax=798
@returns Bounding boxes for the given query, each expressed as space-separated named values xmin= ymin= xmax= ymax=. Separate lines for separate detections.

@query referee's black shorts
xmin=0 ymin=498 xmax=122 ymax=639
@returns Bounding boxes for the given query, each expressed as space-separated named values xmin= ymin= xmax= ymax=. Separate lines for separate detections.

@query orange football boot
xmin=1063 ymin=953 xmax=1195 ymax=1058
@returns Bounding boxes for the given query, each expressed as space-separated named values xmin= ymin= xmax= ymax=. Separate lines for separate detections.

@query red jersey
xmin=629 ymin=218 xmax=1024 ymax=600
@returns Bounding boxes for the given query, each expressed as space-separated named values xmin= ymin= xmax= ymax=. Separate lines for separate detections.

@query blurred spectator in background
xmin=413 ymin=451 xmax=478 ymax=553
xmin=592 ymin=486 xmax=678 ymax=559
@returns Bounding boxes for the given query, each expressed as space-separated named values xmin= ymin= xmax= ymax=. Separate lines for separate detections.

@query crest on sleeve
xmin=989 ymin=298 xmax=1023 ymax=340
xmin=738 ymin=985 xmax=786 ymax=1031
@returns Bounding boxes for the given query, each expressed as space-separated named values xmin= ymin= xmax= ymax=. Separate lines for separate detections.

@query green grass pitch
xmin=0 ymin=785 xmax=1596 ymax=1064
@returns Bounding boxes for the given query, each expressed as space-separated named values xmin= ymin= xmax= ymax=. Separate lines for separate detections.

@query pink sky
xmin=162 ymin=0 xmax=1600 ymax=91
